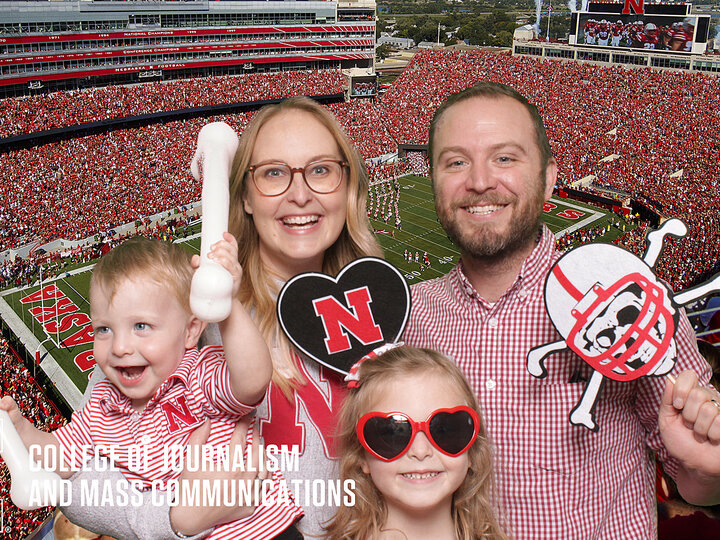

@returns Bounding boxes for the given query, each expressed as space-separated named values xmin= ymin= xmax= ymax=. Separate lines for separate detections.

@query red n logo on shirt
xmin=312 ymin=287 xmax=383 ymax=354
xmin=160 ymin=395 xmax=201 ymax=433
xmin=260 ymin=363 xmax=345 ymax=457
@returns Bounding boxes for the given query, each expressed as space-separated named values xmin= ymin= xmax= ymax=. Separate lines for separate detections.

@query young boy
xmin=0 ymin=235 xmax=302 ymax=538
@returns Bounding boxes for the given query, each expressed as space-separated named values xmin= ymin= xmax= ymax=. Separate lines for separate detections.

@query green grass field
xmin=0 ymin=173 xmax=630 ymax=409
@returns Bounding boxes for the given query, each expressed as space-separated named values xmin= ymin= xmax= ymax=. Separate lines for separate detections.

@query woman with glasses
xmin=211 ymin=96 xmax=382 ymax=536
xmin=61 ymin=97 xmax=382 ymax=540
xmin=229 ymin=96 xmax=380 ymax=394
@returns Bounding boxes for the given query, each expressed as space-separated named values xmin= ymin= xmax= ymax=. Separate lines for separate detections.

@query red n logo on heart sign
xmin=312 ymin=287 xmax=383 ymax=354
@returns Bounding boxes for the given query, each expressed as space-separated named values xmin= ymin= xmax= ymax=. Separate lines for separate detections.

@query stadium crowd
xmin=0 ymin=337 xmax=65 ymax=537
xmin=0 ymin=48 xmax=719 ymax=540
xmin=0 ymin=112 xmax=254 ymax=254
xmin=405 ymin=151 xmax=429 ymax=177
xmin=0 ymin=69 xmax=344 ymax=138
xmin=0 ymin=101 xmax=398 ymax=262
xmin=326 ymin=100 xmax=397 ymax=159
xmin=0 ymin=212 xmax=194 ymax=288
xmin=1 ymin=51 xmax=718 ymax=292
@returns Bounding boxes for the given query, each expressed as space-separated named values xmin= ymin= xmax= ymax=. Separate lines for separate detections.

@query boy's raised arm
xmin=196 ymin=232 xmax=272 ymax=405
xmin=219 ymin=295 xmax=273 ymax=404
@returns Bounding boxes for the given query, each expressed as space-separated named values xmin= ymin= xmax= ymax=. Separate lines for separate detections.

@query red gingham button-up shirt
xmin=403 ymin=225 xmax=710 ymax=540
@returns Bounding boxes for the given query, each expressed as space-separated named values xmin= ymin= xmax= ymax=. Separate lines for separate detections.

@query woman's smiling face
xmin=242 ymin=108 xmax=349 ymax=279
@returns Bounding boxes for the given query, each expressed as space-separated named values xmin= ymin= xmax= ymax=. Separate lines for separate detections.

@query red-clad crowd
xmin=0 ymin=102 xmax=397 ymax=265
xmin=405 ymin=151 xmax=429 ymax=177
xmin=0 ymin=337 xmax=66 ymax=537
xmin=0 ymin=214 xmax=194 ymax=288
xmin=0 ymin=69 xmax=344 ymax=138
xmin=1 ymin=50 xmax=719 ymax=293
xmin=0 ymin=112 xmax=254 ymax=254
xmin=325 ymin=101 xmax=397 ymax=159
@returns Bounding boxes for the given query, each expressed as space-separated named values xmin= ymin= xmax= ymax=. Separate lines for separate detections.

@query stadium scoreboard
xmin=569 ymin=1 xmax=711 ymax=55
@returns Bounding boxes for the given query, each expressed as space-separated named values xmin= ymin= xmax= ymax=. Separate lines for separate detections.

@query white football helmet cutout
xmin=527 ymin=218 xmax=720 ymax=430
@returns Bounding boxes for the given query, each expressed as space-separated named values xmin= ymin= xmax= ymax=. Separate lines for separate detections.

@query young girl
xmin=326 ymin=346 xmax=508 ymax=540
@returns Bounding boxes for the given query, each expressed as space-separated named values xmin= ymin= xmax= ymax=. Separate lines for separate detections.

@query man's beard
xmin=435 ymin=175 xmax=546 ymax=261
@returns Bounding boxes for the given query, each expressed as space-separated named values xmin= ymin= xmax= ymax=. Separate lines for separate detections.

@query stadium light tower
xmin=547 ymin=2 xmax=552 ymax=38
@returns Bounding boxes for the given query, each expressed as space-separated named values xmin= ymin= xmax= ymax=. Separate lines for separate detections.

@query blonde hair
xmin=325 ymin=347 xmax=508 ymax=540
xmin=229 ymin=97 xmax=382 ymax=394
xmin=90 ymin=236 xmax=193 ymax=312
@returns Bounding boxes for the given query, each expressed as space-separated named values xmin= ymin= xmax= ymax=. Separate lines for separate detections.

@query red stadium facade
xmin=0 ymin=0 xmax=376 ymax=98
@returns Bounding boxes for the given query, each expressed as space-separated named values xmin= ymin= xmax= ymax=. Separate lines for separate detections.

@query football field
xmin=0 ymin=173 xmax=626 ymax=410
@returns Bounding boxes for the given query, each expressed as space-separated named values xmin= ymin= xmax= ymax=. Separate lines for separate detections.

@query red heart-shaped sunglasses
xmin=357 ymin=406 xmax=480 ymax=462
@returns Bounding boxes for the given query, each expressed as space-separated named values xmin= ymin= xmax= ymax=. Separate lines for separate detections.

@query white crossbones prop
xmin=189 ymin=122 xmax=239 ymax=322
xmin=527 ymin=218 xmax=720 ymax=431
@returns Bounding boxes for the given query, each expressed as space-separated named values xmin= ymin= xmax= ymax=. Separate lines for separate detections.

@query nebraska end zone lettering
xmin=557 ymin=209 xmax=585 ymax=220
xmin=19 ymin=283 xmax=96 ymax=373
xmin=19 ymin=283 xmax=63 ymax=303
xmin=45 ymin=312 xmax=91 ymax=334
xmin=544 ymin=202 xmax=586 ymax=221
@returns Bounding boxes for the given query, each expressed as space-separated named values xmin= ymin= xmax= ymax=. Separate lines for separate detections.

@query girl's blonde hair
xmin=325 ymin=347 xmax=508 ymax=540
xmin=228 ymin=96 xmax=382 ymax=395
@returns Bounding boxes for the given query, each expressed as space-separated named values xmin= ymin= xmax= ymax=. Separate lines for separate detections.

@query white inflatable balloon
xmin=0 ymin=410 xmax=63 ymax=510
xmin=189 ymin=122 xmax=239 ymax=322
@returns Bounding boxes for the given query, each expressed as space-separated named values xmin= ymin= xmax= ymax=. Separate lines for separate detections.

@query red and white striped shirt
xmin=403 ymin=225 xmax=710 ymax=540
xmin=55 ymin=346 xmax=303 ymax=540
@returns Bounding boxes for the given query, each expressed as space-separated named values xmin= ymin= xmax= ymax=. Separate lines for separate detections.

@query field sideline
xmin=0 ymin=173 xmax=628 ymax=410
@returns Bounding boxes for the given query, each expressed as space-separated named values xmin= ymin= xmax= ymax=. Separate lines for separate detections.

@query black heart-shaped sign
xmin=277 ymin=257 xmax=411 ymax=375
